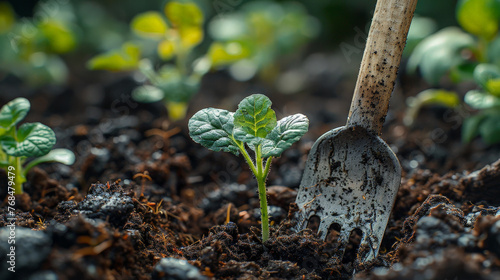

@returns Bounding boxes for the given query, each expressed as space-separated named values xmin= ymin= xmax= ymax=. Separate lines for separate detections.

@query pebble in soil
xmin=0 ymin=227 xmax=52 ymax=280
xmin=63 ymin=182 xmax=134 ymax=227
xmin=361 ymin=194 xmax=500 ymax=280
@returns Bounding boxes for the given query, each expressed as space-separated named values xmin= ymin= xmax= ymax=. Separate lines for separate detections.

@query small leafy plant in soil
xmin=405 ymin=0 xmax=500 ymax=144
xmin=88 ymin=0 xmax=248 ymax=121
xmin=188 ymin=93 xmax=309 ymax=241
xmin=0 ymin=97 xmax=75 ymax=194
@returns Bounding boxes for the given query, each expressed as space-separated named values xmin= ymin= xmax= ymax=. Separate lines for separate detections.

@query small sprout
xmin=403 ymin=89 xmax=460 ymax=126
xmin=188 ymin=94 xmax=309 ymax=242
xmin=0 ymin=98 xmax=75 ymax=195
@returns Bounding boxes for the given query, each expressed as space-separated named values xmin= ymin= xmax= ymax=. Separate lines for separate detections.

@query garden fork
xmin=294 ymin=0 xmax=417 ymax=263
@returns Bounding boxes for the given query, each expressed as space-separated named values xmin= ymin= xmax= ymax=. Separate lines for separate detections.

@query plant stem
xmin=11 ymin=156 xmax=25 ymax=195
xmin=255 ymin=145 xmax=269 ymax=242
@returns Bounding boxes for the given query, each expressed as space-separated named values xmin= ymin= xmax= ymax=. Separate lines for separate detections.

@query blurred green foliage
xmin=406 ymin=0 xmax=500 ymax=145
xmin=0 ymin=1 xmax=77 ymax=86
xmin=87 ymin=0 xmax=319 ymax=121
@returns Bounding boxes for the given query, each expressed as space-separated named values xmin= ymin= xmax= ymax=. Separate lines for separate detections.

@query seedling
xmin=188 ymin=94 xmax=309 ymax=242
xmin=0 ymin=98 xmax=75 ymax=195
xmin=406 ymin=0 xmax=500 ymax=143
xmin=207 ymin=1 xmax=319 ymax=82
xmin=88 ymin=1 xmax=215 ymax=121
xmin=0 ymin=2 xmax=77 ymax=86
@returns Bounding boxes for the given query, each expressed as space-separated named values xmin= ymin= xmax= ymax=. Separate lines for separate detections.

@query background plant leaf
xmin=131 ymin=85 xmax=165 ymax=103
xmin=479 ymin=113 xmax=500 ymax=144
xmin=464 ymin=89 xmax=500 ymax=109
xmin=87 ymin=42 xmax=141 ymax=71
xmin=473 ymin=64 xmax=500 ymax=96
xmin=0 ymin=122 xmax=56 ymax=157
xmin=188 ymin=108 xmax=240 ymax=155
xmin=462 ymin=112 xmax=487 ymax=143
xmin=24 ymin=148 xmax=75 ymax=175
xmin=131 ymin=11 xmax=168 ymax=39
xmin=0 ymin=97 xmax=30 ymax=135
xmin=261 ymin=114 xmax=309 ymax=158
xmin=407 ymin=27 xmax=476 ymax=85
xmin=457 ymin=0 xmax=499 ymax=40
xmin=233 ymin=94 xmax=277 ymax=145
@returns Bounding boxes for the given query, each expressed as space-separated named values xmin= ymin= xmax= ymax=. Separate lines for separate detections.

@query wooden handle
xmin=346 ymin=0 xmax=418 ymax=135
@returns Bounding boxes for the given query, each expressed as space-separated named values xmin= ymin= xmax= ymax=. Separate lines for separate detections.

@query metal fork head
xmin=294 ymin=126 xmax=401 ymax=263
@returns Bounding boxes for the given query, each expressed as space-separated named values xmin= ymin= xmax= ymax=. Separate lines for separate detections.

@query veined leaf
xmin=0 ymin=122 xmax=56 ymax=157
xmin=457 ymin=0 xmax=499 ymax=40
xmin=233 ymin=94 xmax=277 ymax=145
xmin=131 ymin=11 xmax=168 ymax=39
xmin=0 ymin=97 xmax=30 ymax=135
xmin=188 ymin=108 xmax=240 ymax=155
xmin=262 ymin=114 xmax=309 ymax=158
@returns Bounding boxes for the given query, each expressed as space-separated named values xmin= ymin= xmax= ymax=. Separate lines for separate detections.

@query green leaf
xmin=0 ymin=2 xmax=15 ymax=33
xmin=489 ymin=37 xmax=500 ymax=64
xmin=131 ymin=11 xmax=168 ymax=39
xmin=479 ymin=113 xmax=500 ymax=144
xmin=208 ymin=41 xmax=252 ymax=68
xmin=188 ymin=108 xmax=240 ymax=155
xmin=132 ymin=85 xmax=165 ymax=103
xmin=87 ymin=42 xmax=141 ymax=71
xmin=457 ymin=0 xmax=499 ymax=40
xmin=0 ymin=97 xmax=30 ymax=135
xmin=462 ymin=113 xmax=487 ymax=142
xmin=464 ymin=89 xmax=500 ymax=109
xmin=261 ymin=114 xmax=309 ymax=158
xmin=38 ymin=19 xmax=77 ymax=54
xmin=407 ymin=27 xmax=476 ymax=85
xmin=404 ymin=89 xmax=461 ymax=126
xmin=473 ymin=64 xmax=500 ymax=96
xmin=0 ymin=122 xmax=56 ymax=157
xmin=23 ymin=148 xmax=75 ymax=175
xmin=233 ymin=94 xmax=277 ymax=145
xmin=164 ymin=2 xmax=203 ymax=28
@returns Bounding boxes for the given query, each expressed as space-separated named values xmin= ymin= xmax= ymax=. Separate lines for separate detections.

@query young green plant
xmin=188 ymin=94 xmax=309 ymax=242
xmin=0 ymin=98 xmax=75 ymax=195
xmin=406 ymin=0 xmax=500 ymax=143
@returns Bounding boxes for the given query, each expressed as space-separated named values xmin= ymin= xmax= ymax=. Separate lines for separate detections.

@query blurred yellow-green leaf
xmin=131 ymin=11 xmax=168 ymax=39
xmin=487 ymin=79 xmax=500 ymax=96
xmin=38 ymin=20 xmax=76 ymax=54
xmin=0 ymin=2 xmax=15 ymax=33
xmin=404 ymin=89 xmax=460 ymax=126
xmin=166 ymin=101 xmax=189 ymax=121
xmin=164 ymin=2 xmax=203 ymax=28
xmin=457 ymin=0 xmax=499 ymax=40
xmin=208 ymin=41 xmax=251 ymax=67
xmin=87 ymin=42 xmax=141 ymax=71
xmin=157 ymin=39 xmax=176 ymax=60
xmin=179 ymin=26 xmax=203 ymax=48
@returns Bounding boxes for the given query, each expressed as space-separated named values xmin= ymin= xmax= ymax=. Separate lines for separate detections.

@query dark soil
xmin=1 ymin=69 xmax=500 ymax=280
